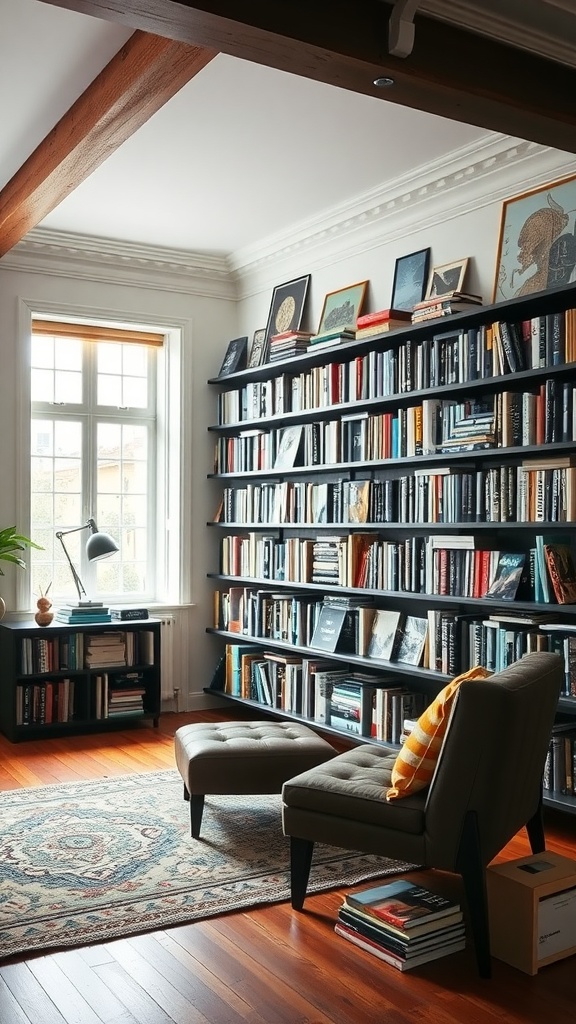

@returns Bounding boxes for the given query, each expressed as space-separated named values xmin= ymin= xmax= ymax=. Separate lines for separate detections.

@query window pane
xmin=97 ymin=343 xmax=122 ymax=373
xmin=31 ymin=457 xmax=53 ymax=492
xmin=54 ymin=421 xmax=82 ymax=458
xmin=54 ymin=338 xmax=82 ymax=370
xmin=98 ymin=374 xmax=122 ymax=406
xmin=31 ymin=421 xmax=53 ymax=456
xmin=31 ymin=369 xmax=54 ymax=403
xmin=123 ymin=347 xmax=147 ymax=375
xmin=54 ymin=369 xmax=82 ymax=404
xmin=31 ymin=336 xmax=54 ymax=368
xmin=122 ymin=376 xmax=148 ymax=407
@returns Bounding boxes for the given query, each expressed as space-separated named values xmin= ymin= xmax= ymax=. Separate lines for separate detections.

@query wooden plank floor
xmin=1 ymin=709 xmax=575 ymax=1024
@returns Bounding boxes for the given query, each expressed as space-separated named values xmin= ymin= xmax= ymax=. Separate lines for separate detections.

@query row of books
xmin=335 ymin=879 xmax=465 ymax=972
xmin=19 ymin=629 xmax=155 ymax=675
xmin=215 ymin=459 xmax=576 ymax=527
xmin=216 ymin=589 xmax=576 ymax=697
xmin=218 ymin=531 xmax=576 ymax=603
xmin=20 ymin=632 xmax=86 ymax=674
xmin=223 ymin=643 xmax=426 ymax=739
xmin=544 ymin=722 xmax=576 ymax=795
xmin=213 ymin=385 xmax=576 ymax=473
xmin=216 ymin=309 xmax=576 ymax=426
xmin=16 ymin=678 xmax=77 ymax=725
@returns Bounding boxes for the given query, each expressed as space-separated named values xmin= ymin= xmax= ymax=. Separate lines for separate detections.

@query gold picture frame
xmin=494 ymin=173 xmax=576 ymax=301
xmin=425 ymin=258 xmax=469 ymax=299
xmin=316 ymin=280 xmax=368 ymax=336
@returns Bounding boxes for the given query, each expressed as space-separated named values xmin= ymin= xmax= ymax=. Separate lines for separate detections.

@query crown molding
xmin=2 ymin=138 xmax=575 ymax=307
xmin=1 ymin=229 xmax=237 ymax=300
xmin=420 ymin=0 xmax=576 ymax=69
xmin=232 ymin=136 xmax=576 ymax=296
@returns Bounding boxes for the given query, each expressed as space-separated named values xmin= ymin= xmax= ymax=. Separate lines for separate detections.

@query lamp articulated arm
xmin=55 ymin=522 xmax=93 ymax=602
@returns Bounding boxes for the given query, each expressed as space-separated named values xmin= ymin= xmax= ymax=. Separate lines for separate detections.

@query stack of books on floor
xmin=335 ymin=879 xmax=466 ymax=971
xmin=268 ymin=330 xmax=314 ymax=361
xmin=411 ymin=291 xmax=483 ymax=323
xmin=55 ymin=602 xmax=112 ymax=624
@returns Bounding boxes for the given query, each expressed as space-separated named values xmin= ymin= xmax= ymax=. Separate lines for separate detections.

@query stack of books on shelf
xmin=84 ymin=632 xmax=127 ymax=668
xmin=411 ymin=291 xmax=483 ymax=323
xmin=335 ymin=879 xmax=465 ymax=971
xmin=355 ymin=308 xmax=412 ymax=338
xmin=268 ymin=330 xmax=314 ymax=362
xmin=55 ymin=602 xmax=112 ymax=625
xmin=308 ymin=328 xmax=356 ymax=349
xmin=107 ymin=671 xmax=146 ymax=718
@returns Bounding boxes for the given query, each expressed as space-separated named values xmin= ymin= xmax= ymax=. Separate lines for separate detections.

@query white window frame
xmin=16 ymin=299 xmax=192 ymax=612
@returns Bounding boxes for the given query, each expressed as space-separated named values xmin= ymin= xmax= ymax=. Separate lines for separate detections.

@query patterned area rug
xmin=0 ymin=770 xmax=416 ymax=961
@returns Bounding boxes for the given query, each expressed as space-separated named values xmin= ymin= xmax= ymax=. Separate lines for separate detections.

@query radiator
xmin=160 ymin=614 xmax=176 ymax=700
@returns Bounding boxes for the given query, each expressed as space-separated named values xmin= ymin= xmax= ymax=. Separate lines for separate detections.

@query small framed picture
xmin=316 ymin=280 xmax=368 ymax=336
xmin=425 ymin=258 xmax=469 ymax=299
xmin=217 ymin=336 xmax=248 ymax=377
xmin=390 ymin=248 xmax=430 ymax=311
xmin=263 ymin=274 xmax=311 ymax=356
xmin=248 ymin=328 xmax=267 ymax=368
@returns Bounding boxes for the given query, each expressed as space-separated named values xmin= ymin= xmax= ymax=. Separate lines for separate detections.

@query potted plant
xmin=0 ymin=526 xmax=43 ymax=619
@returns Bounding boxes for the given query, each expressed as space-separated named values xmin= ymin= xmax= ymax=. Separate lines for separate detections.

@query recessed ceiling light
xmin=373 ymin=76 xmax=395 ymax=87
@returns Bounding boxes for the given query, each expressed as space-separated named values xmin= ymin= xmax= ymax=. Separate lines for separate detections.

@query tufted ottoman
xmin=174 ymin=720 xmax=337 ymax=837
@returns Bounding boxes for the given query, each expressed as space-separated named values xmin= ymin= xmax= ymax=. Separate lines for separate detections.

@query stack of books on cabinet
xmin=207 ymin=281 xmax=576 ymax=816
xmin=334 ymin=879 xmax=465 ymax=971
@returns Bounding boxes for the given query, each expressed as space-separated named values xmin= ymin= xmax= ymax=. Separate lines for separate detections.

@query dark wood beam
xmin=37 ymin=0 xmax=576 ymax=153
xmin=0 ymin=31 xmax=216 ymax=257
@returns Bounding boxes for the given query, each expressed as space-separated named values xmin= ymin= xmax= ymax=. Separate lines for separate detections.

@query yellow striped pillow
xmin=386 ymin=666 xmax=490 ymax=801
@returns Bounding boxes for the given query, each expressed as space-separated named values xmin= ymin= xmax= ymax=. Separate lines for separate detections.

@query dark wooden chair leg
xmin=183 ymin=784 xmax=190 ymax=802
xmin=456 ymin=811 xmax=492 ymax=979
xmin=525 ymin=792 xmax=545 ymax=854
xmin=290 ymin=837 xmax=314 ymax=910
xmin=190 ymin=794 xmax=205 ymax=838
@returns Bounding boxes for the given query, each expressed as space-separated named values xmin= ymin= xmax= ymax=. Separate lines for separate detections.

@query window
xmin=30 ymin=319 xmax=166 ymax=605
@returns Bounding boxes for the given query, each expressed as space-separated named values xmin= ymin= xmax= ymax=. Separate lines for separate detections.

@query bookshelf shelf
xmin=207 ymin=282 xmax=576 ymax=811
xmin=0 ymin=618 xmax=162 ymax=742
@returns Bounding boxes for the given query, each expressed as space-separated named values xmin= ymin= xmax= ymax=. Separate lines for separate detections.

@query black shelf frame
xmin=207 ymin=281 xmax=576 ymax=815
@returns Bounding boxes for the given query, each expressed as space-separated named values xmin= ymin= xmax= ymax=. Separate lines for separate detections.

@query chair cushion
xmin=386 ymin=665 xmax=490 ymax=801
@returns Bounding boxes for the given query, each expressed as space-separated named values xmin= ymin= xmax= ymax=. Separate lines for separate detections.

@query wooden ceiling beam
xmin=37 ymin=1 xmax=576 ymax=153
xmin=0 ymin=31 xmax=217 ymax=257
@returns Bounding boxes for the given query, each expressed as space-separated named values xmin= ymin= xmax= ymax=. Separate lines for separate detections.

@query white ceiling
xmin=1 ymin=0 xmax=572 ymax=257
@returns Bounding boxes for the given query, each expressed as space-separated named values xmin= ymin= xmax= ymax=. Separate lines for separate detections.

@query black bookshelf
xmin=0 ymin=618 xmax=161 ymax=742
xmin=206 ymin=282 xmax=576 ymax=812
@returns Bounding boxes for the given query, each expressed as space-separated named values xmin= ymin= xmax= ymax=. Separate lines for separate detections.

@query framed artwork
xmin=494 ymin=173 xmax=576 ymax=301
xmin=263 ymin=274 xmax=311 ymax=354
xmin=248 ymin=328 xmax=266 ymax=368
xmin=390 ymin=248 xmax=430 ymax=311
xmin=217 ymin=336 xmax=248 ymax=377
xmin=316 ymin=280 xmax=368 ymax=336
xmin=425 ymin=258 xmax=469 ymax=299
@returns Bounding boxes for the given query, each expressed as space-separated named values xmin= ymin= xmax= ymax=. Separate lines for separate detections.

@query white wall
xmin=1 ymin=135 xmax=575 ymax=710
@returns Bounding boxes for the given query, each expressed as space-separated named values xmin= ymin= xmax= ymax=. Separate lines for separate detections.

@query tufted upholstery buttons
xmin=174 ymin=720 xmax=336 ymax=838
